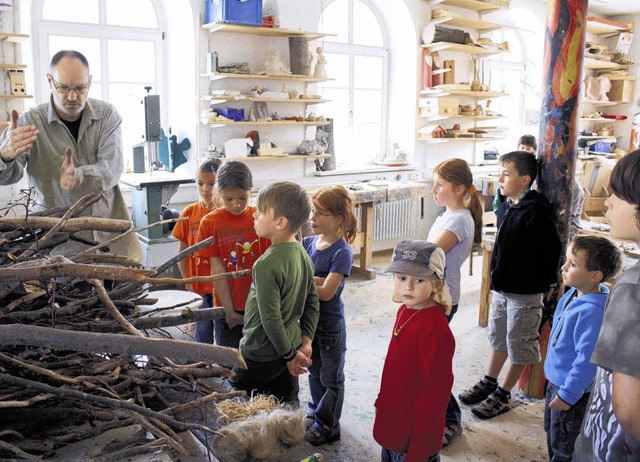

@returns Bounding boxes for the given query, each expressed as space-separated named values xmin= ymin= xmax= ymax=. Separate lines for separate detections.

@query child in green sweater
xmin=230 ymin=181 xmax=320 ymax=406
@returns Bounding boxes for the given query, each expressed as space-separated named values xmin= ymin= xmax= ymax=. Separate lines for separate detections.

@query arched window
xmin=486 ymin=9 xmax=544 ymax=152
xmin=32 ymin=0 xmax=165 ymax=167
xmin=317 ymin=0 xmax=388 ymax=169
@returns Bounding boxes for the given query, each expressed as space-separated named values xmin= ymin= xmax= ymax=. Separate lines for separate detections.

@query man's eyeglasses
xmin=49 ymin=75 xmax=89 ymax=95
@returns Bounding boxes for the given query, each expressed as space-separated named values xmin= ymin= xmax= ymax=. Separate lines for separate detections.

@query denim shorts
xmin=488 ymin=291 xmax=543 ymax=365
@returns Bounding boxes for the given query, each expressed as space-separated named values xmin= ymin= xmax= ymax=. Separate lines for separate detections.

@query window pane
xmin=48 ymin=36 xmax=102 ymax=81
xmin=354 ymin=55 xmax=383 ymax=89
xmin=353 ymin=0 xmax=383 ymax=47
xmin=110 ymin=83 xmax=150 ymax=164
xmin=42 ymin=0 xmax=99 ymax=23
xmin=322 ymin=53 xmax=349 ymax=88
xmin=106 ymin=0 xmax=158 ymax=28
xmin=108 ymin=40 xmax=156 ymax=82
xmin=319 ymin=0 xmax=348 ymax=44
xmin=353 ymin=89 xmax=382 ymax=125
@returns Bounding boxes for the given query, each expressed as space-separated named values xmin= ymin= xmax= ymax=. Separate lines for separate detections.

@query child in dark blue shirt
xmin=302 ymin=185 xmax=358 ymax=446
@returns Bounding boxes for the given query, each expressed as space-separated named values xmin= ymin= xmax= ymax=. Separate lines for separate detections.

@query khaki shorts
xmin=488 ymin=291 xmax=543 ymax=365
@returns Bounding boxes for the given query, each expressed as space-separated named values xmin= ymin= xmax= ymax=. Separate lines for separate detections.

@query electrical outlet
xmin=409 ymin=172 xmax=420 ymax=180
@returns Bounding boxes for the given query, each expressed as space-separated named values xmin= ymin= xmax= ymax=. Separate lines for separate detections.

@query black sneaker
xmin=471 ymin=392 xmax=511 ymax=419
xmin=303 ymin=412 xmax=315 ymax=430
xmin=458 ymin=379 xmax=498 ymax=405
xmin=304 ymin=423 xmax=341 ymax=446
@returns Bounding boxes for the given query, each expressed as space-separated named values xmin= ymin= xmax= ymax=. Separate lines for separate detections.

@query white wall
xmin=5 ymin=1 xmax=624 ymax=210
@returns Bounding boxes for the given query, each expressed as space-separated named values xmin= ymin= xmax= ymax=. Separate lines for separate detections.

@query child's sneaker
xmin=471 ymin=392 xmax=511 ymax=419
xmin=304 ymin=423 xmax=340 ymax=446
xmin=458 ymin=379 xmax=497 ymax=405
xmin=303 ymin=412 xmax=315 ymax=430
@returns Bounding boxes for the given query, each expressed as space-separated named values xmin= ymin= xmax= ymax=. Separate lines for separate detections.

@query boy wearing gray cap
xmin=373 ymin=240 xmax=455 ymax=462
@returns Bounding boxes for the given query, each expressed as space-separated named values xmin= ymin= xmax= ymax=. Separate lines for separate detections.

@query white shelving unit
xmin=199 ymin=23 xmax=334 ymax=162
xmin=579 ymin=16 xmax=635 ymax=152
xmin=419 ymin=0 xmax=510 ymax=158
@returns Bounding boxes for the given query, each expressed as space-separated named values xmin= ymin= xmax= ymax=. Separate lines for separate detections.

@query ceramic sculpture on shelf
xmin=263 ymin=50 xmax=290 ymax=75
xmin=597 ymin=74 xmax=611 ymax=101
xmin=313 ymin=47 xmax=327 ymax=80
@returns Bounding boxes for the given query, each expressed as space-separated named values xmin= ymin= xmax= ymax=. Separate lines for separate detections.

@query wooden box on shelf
xmin=606 ymin=75 xmax=635 ymax=103
xmin=580 ymin=159 xmax=613 ymax=223
xmin=419 ymin=97 xmax=459 ymax=117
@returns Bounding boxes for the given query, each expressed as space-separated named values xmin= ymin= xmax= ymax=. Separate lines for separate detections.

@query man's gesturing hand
xmin=60 ymin=148 xmax=78 ymax=190
xmin=0 ymin=110 xmax=39 ymax=163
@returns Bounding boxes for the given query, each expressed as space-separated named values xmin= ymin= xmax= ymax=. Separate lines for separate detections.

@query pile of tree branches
xmin=0 ymin=191 xmax=248 ymax=460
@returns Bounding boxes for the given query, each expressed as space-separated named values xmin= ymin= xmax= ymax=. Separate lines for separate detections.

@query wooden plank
xmin=478 ymin=239 xmax=493 ymax=327
xmin=0 ymin=325 xmax=246 ymax=368
xmin=202 ymin=72 xmax=329 ymax=82
xmin=430 ymin=0 xmax=506 ymax=13
xmin=351 ymin=202 xmax=376 ymax=280
xmin=202 ymin=23 xmax=334 ymax=41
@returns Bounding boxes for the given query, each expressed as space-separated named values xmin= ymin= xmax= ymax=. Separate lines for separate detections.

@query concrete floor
xmin=283 ymin=250 xmax=548 ymax=462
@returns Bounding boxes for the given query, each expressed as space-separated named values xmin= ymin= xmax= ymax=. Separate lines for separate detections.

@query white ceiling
xmin=588 ymin=0 xmax=640 ymax=16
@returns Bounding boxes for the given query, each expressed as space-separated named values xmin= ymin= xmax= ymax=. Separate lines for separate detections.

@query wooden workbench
xmin=306 ymin=182 xmax=431 ymax=280
xmin=478 ymin=223 xmax=640 ymax=327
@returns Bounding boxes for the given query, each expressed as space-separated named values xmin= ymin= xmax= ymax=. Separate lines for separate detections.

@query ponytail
xmin=434 ymin=158 xmax=483 ymax=243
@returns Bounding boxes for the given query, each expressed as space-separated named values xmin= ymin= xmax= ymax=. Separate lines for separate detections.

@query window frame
xmin=318 ymin=0 xmax=390 ymax=169
xmin=31 ymin=0 xmax=166 ymax=159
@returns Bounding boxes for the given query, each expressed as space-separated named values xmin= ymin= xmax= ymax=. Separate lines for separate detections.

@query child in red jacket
xmin=374 ymin=240 xmax=455 ymax=462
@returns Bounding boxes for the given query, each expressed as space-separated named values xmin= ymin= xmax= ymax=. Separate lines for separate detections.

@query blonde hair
xmin=311 ymin=185 xmax=358 ymax=244
xmin=434 ymin=158 xmax=483 ymax=243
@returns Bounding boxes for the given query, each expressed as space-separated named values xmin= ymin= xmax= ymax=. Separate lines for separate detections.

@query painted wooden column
xmin=518 ymin=0 xmax=589 ymax=399
xmin=537 ymin=0 xmax=588 ymax=245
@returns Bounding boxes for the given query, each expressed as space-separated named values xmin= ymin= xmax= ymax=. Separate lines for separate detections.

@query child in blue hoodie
xmin=543 ymin=235 xmax=621 ymax=461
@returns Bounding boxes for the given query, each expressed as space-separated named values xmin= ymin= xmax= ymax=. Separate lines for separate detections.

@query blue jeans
xmin=381 ymin=448 xmax=440 ymax=462
xmin=544 ymin=381 xmax=589 ymax=462
xmin=307 ymin=320 xmax=346 ymax=436
xmin=445 ymin=304 xmax=461 ymax=429
xmin=195 ymin=293 xmax=214 ymax=344
xmin=214 ymin=316 xmax=243 ymax=349
xmin=230 ymin=357 xmax=300 ymax=406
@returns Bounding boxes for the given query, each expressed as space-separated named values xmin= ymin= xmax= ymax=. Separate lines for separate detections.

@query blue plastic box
xmin=205 ymin=0 xmax=263 ymax=26
xmin=217 ymin=108 xmax=245 ymax=122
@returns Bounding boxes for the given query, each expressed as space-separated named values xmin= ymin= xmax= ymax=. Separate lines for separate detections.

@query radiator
xmin=356 ymin=199 xmax=421 ymax=252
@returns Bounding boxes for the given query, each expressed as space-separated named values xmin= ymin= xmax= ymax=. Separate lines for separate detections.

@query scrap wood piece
xmin=0 ymin=373 xmax=215 ymax=434
xmin=153 ymin=236 xmax=213 ymax=275
xmin=0 ymin=353 xmax=119 ymax=399
xmin=88 ymin=278 xmax=141 ymax=338
xmin=0 ymin=393 xmax=56 ymax=409
xmin=18 ymin=192 xmax=103 ymax=260
xmin=0 ymin=440 xmax=40 ymax=462
xmin=0 ymin=325 xmax=246 ymax=367
xmin=0 ymin=257 xmax=155 ymax=283
xmin=75 ymin=216 xmax=186 ymax=258
xmin=146 ymin=269 xmax=250 ymax=286
xmin=133 ymin=413 xmax=189 ymax=457
xmin=0 ymin=216 xmax=133 ymax=233
xmin=163 ymin=389 xmax=246 ymax=416
xmin=123 ymin=364 xmax=234 ymax=381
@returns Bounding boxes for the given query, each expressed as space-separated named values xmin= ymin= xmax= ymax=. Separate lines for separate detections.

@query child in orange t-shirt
xmin=197 ymin=161 xmax=270 ymax=348
xmin=172 ymin=158 xmax=222 ymax=344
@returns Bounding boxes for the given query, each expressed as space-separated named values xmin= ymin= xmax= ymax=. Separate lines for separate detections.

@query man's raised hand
xmin=60 ymin=148 xmax=78 ymax=190
xmin=0 ymin=110 xmax=39 ymax=163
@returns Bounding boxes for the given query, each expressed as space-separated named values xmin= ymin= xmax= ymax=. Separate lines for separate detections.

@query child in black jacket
xmin=459 ymin=151 xmax=562 ymax=419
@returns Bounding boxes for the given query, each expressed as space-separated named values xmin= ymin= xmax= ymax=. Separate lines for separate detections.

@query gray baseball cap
xmin=386 ymin=240 xmax=446 ymax=278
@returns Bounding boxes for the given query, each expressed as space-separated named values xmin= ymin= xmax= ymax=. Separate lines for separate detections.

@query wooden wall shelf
xmin=202 ymin=23 xmax=333 ymax=41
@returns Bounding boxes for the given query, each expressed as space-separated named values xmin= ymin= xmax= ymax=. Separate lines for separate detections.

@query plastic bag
xmin=262 ymin=0 xmax=279 ymax=28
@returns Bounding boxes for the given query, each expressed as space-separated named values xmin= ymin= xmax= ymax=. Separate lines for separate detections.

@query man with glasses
xmin=0 ymin=50 xmax=141 ymax=260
